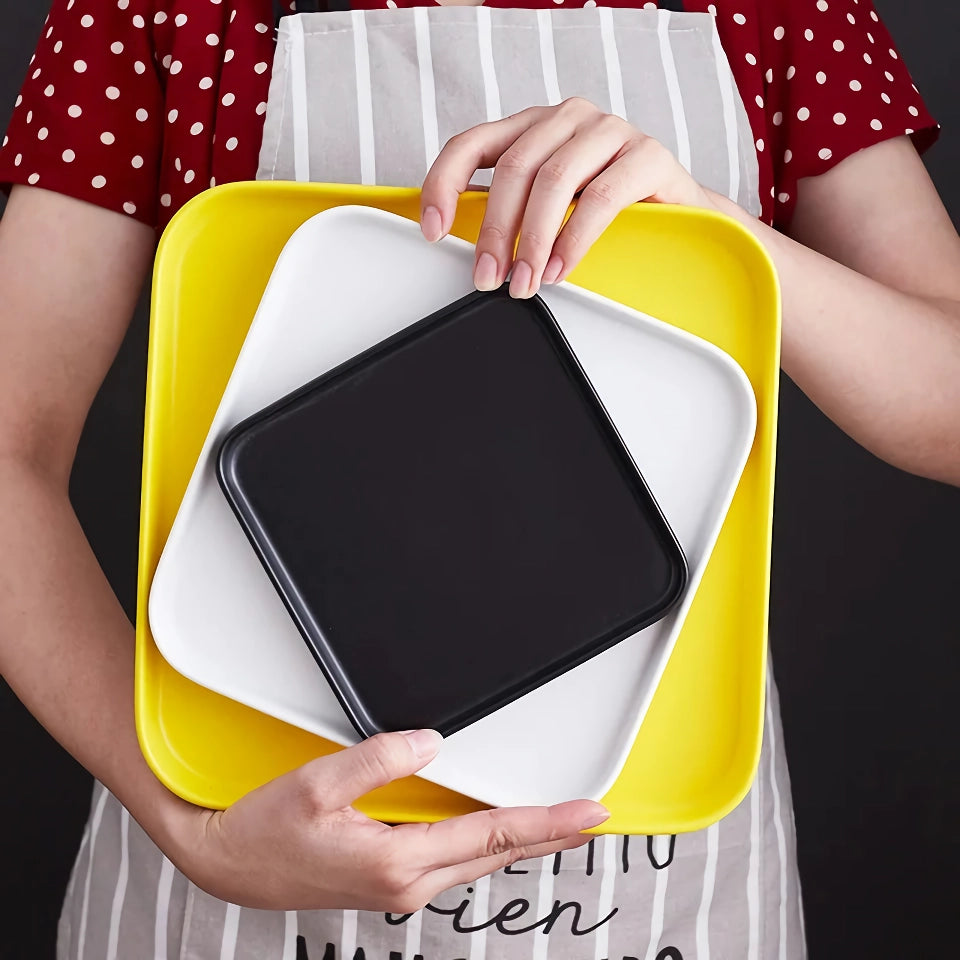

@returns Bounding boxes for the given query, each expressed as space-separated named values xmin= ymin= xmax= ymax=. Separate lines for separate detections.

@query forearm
xmin=0 ymin=457 xmax=200 ymax=866
xmin=709 ymin=190 xmax=960 ymax=484
xmin=0 ymin=188 xmax=600 ymax=913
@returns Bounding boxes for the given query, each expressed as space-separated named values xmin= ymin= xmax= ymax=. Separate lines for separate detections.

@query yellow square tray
xmin=135 ymin=182 xmax=780 ymax=835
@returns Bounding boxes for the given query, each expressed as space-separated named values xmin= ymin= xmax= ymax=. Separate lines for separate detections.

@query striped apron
xmin=58 ymin=6 xmax=804 ymax=959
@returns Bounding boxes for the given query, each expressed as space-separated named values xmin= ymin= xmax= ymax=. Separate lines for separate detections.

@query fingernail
xmin=402 ymin=729 xmax=443 ymax=760
xmin=541 ymin=254 xmax=564 ymax=285
xmin=474 ymin=251 xmax=500 ymax=291
xmin=421 ymin=206 xmax=443 ymax=243
xmin=580 ymin=806 xmax=611 ymax=830
xmin=509 ymin=259 xmax=533 ymax=298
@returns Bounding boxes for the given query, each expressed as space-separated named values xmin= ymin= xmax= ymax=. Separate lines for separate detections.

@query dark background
xmin=2 ymin=1 xmax=958 ymax=956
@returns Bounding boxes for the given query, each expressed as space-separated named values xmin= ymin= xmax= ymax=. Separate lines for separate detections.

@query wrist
xmin=145 ymin=795 xmax=213 ymax=881
xmin=704 ymin=187 xmax=796 ymax=266
xmin=103 ymin=756 xmax=212 ymax=878
xmin=703 ymin=187 xmax=755 ymax=226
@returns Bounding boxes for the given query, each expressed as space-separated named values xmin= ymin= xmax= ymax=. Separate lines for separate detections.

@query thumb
xmin=314 ymin=730 xmax=443 ymax=809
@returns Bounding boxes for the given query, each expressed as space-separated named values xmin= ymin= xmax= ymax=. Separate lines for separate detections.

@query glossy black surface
xmin=218 ymin=288 xmax=686 ymax=736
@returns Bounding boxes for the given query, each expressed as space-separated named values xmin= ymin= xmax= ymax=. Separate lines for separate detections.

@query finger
xmin=424 ymin=831 xmax=595 ymax=895
xmin=300 ymin=730 xmax=443 ymax=811
xmin=510 ymin=115 xmax=636 ymax=298
xmin=473 ymin=103 xmax=595 ymax=291
xmin=404 ymin=799 xmax=609 ymax=871
xmin=549 ymin=138 xmax=702 ymax=285
xmin=420 ymin=109 xmax=542 ymax=242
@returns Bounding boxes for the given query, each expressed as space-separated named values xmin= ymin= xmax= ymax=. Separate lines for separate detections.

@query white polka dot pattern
xmin=0 ymin=0 xmax=274 ymax=227
xmin=0 ymin=0 xmax=938 ymax=232
xmin=753 ymin=0 xmax=937 ymax=216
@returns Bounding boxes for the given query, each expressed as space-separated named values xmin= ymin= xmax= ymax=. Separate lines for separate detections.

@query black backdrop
xmin=1 ymin=2 xmax=958 ymax=957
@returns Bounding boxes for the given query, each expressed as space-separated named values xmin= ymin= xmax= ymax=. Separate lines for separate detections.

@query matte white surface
xmin=149 ymin=207 xmax=756 ymax=807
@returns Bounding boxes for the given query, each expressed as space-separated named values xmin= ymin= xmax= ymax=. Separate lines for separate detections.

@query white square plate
xmin=148 ymin=206 xmax=756 ymax=808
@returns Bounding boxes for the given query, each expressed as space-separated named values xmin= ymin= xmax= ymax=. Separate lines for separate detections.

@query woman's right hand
xmin=0 ymin=188 xmax=607 ymax=920
xmin=178 ymin=729 xmax=609 ymax=913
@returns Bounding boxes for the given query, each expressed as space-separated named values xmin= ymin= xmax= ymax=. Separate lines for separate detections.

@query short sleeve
xmin=758 ymin=0 xmax=939 ymax=227
xmin=0 ymin=0 xmax=165 ymax=227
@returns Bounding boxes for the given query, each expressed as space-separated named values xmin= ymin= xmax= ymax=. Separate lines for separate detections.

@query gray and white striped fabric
xmin=57 ymin=7 xmax=804 ymax=957
xmin=257 ymin=7 xmax=761 ymax=216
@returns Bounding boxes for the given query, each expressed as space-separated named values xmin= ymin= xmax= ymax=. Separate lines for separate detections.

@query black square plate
xmin=217 ymin=286 xmax=687 ymax=738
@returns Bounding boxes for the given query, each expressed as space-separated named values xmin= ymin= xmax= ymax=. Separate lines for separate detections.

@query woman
xmin=1 ymin=1 xmax=958 ymax=958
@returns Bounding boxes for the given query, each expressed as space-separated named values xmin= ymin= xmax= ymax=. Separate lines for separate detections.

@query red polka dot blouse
xmin=0 ymin=0 xmax=938 ymax=232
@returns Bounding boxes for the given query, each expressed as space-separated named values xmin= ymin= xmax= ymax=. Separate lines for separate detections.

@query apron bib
xmin=57 ymin=7 xmax=803 ymax=959
xmin=257 ymin=5 xmax=761 ymax=217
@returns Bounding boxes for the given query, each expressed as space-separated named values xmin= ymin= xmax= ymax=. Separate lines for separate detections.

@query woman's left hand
xmin=420 ymin=97 xmax=716 ymax=298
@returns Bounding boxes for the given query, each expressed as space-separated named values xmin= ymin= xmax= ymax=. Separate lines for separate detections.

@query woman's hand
xmin=420 ymin=97 xmax=714 ymax=299
xmin=0 ymin=188 xmax=607 ymax=917
xmin=180 ymin=729 xmax=608 ymax=913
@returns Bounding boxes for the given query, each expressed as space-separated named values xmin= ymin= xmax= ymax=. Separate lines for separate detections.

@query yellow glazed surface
xmin=136 ymin=182 xmax=780 ymax=835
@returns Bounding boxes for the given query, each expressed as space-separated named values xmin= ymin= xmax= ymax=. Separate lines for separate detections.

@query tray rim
xmin=136 ymin=181 xmax=781 ymax=834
